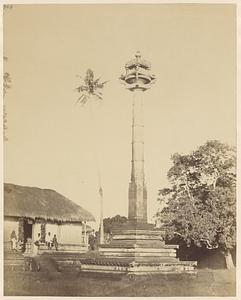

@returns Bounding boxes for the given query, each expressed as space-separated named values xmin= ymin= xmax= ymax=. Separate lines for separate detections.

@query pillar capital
xmin=120 ymin=52 xmax=155 ymax=92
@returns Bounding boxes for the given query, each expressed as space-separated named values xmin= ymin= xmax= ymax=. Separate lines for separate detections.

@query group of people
xmin=10 ymin=230 xmax=59 ymax=254
xmin=10 ymin=230 xmax=23 ymax=252
xmin=45 ymin=232 xmax=58 ymax=251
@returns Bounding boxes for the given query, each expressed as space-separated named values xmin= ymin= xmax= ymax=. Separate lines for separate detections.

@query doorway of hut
xmin=23 ymin=219 xmax=33 ymax=251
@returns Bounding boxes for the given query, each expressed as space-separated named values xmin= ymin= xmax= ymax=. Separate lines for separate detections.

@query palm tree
xmin=75 ymin=69 xmax=108 ymax=245
xmin=76 ymin=69 xmax=108 ymax=105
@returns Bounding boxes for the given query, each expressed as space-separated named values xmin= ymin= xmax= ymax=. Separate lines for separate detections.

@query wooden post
xmin=40 ymin=222 xmax=46 ymax=243
xmin=84 ymin=221 xmax=87 ymax=247
xmin=99 ymin=186 xmax=104 ymax=244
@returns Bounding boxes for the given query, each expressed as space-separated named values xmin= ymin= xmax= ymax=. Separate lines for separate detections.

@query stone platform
xmin=79 ymin=222 xmax=197 ymax=274
xmin=4 ymin=250 xmax=25 ymax=272
xmin=38 ymin=243 xmax=88 ymax=254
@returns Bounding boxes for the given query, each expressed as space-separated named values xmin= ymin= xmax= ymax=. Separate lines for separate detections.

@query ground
xmin=4 ymin=268 xmax=235 ymax=297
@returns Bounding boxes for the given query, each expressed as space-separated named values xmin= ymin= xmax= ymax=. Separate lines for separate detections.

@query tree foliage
xmin=103 ymin=215 xmax=128 ymax=234
xmin=155 ymin=140 xmax=236 ymax=255
xmin=3 ymin=70 xmax=11 ymax=97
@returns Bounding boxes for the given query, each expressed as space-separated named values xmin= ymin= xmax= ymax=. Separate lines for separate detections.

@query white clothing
xmin=32 ymin=243 xmax=38 ymax=256
xmin=11 ymin=237 xmax=17 ymax=250
xmin=46 ymin=234 xmax=52 ymax=243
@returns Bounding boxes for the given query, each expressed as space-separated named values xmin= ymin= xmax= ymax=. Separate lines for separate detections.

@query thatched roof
xmin=4 ymin=183 xmax=95 ymax=223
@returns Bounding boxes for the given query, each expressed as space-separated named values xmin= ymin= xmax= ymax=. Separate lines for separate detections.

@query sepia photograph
xmin=2 ymin=2 xmax=237 ymax=297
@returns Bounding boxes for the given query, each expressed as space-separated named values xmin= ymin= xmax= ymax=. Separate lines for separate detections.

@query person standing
xmin=10 ymin=230 xmax=17 ymax=252
xmin=45 ymin=232 xmax=52 ymax=250
xmin=33 ymin=233 xmax=41 ymax=255
xmin=52 ymin=234 xmax=58 ymax=251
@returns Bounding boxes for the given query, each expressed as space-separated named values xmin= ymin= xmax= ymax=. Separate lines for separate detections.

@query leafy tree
xmin=155 ymin=140 xmax=236 ymax=269
xmin=104 ymin=215 xmax=128 ymax=234
xmin=3 ymin=68 xmax=11 ymax=97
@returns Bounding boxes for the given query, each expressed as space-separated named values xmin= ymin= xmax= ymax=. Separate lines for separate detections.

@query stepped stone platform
xmin=4 ymin=251 xmax=25 ymax=272
xmin=74 ymin=54 xmax=197 ymax=275
xmin=79 ymin=222 xmax=197 ymax=275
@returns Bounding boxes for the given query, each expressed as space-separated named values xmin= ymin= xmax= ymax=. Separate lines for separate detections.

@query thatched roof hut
xmin=4 ymin=183 xmax=95 ymax=223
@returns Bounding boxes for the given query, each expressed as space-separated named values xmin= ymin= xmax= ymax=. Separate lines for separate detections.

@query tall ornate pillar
xmin=120 ymin=51 xmax=155 ymax=223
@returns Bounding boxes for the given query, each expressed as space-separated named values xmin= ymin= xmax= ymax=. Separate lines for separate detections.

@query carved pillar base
xmin=128 ymin=182 xmax=147 ymax=223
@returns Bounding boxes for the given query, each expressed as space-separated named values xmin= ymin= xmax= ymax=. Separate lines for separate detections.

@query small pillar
xmin=40 ymin=222 xmax=46 ymax=243
xmin=83 ymin=221 xmax=87 ymax=246
xmin=18 ymin=218 xmax=24 ymax=242
xmin=99 ymin=187 xmax=105 ymax=244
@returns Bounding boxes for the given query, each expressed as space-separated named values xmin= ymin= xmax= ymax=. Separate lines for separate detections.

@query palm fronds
xmin=75 ymin=69 xmax=108 ymax=106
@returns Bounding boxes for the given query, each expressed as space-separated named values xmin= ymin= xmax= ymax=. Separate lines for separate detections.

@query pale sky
xmin=3 ymin=4 xmax=236 ymax=225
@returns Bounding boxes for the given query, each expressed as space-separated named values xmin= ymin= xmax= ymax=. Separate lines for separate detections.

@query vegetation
xmin=75 ymin=69 xmax=108 ymax=106
xmin=3 ymin=65 xmax=11 ymax=97
xmin=3 ymin=5 xmax=13 ymax=141
xmin=103 ymin=215 xmax=128 ymax=234
xmin=155 ymin=140 xmax=236 ymax=269
xmin=3 ymin=56 xmax=11 ymax=141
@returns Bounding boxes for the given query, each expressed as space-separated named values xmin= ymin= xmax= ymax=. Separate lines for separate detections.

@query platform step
xmin=80 ymin=260 xmax=197 ymax=274
xmin=4 ymin=256 xmax=25 ymax=272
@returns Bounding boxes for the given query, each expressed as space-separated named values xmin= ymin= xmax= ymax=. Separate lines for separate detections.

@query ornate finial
xmin=120 ymin=52 xmax=155 ymax=92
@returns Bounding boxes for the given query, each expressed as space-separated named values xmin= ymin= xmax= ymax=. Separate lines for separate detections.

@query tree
xmin=3 ymin=62 xmax=11 ymax=97
xmin=75 ymin=69 xmax=108 ymax=244
xmin=103 ymin=215 xmax=128 ymax=234
xmin=155 ymin=140 xmax=236 ymax=269
xmin=3 ymin=5 xmax=13 ymax=141
xmin=75 ymin=69 xmax=108 ymax=106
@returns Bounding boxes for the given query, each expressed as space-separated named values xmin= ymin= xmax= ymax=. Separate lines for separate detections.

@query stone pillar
xmin=120 ymin=52 xmax=155 ymax=224
xmin=128 ymin=90 xmax=147 ymax=223
xmin=78 ymin=54 xmax=197 ymax=275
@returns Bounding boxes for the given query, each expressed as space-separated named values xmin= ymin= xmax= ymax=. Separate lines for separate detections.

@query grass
xmin=4 ymin=268 xmax=236 ymax=297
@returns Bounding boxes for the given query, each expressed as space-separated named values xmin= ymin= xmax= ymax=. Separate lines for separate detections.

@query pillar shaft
xmin=128 ymin=90 xmax=147 ymax=223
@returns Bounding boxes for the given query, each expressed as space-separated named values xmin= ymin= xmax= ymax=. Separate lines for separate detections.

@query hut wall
xmin=4 ymin=219 xmax=19 ymax=252
xmin=32 ymin=223 xmax=41 ymax=243
xmin=45 ymin=223 xmax=59 ymax=240
xmin=58 ymin=223 xmax=82 ymax=245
